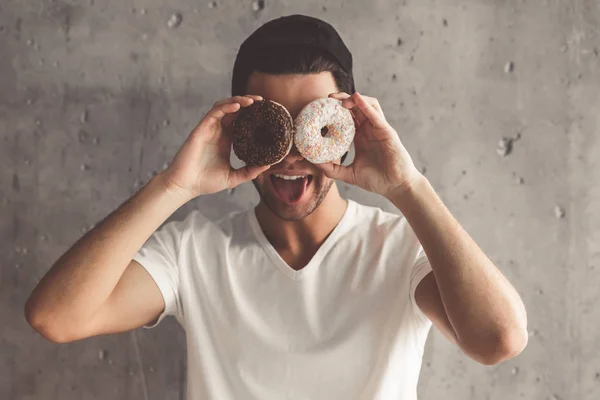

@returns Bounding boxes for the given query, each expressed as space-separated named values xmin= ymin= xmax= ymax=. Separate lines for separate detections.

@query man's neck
xmin=254 ymin=186 xmax=348 ymax=256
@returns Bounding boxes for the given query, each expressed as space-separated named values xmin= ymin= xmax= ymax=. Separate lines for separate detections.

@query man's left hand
xmin=316 ymin=92 xmax=424 ymax=199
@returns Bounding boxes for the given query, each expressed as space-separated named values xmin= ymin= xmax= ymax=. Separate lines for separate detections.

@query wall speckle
xmin=1 ymin=0 xmax=599 ymax=399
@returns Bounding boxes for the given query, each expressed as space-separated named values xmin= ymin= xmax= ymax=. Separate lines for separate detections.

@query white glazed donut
xmin=294 ymin=97 xmax=355 ymax=164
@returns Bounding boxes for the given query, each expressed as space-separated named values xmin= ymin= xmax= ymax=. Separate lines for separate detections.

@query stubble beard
xmin=252 ymin=174 xmax=335 ymax=221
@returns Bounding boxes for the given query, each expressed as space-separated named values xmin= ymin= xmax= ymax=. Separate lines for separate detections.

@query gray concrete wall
xmin=1 ymin=0 xmax=599 ymax=399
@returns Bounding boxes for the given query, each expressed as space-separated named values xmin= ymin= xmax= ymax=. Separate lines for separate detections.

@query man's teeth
xmin=274 ymin=174 xmax=306 ymax=180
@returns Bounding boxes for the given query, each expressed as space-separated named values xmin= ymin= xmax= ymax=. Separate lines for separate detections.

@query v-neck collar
xmin=248 ymin=199 xmax=355 ymax=280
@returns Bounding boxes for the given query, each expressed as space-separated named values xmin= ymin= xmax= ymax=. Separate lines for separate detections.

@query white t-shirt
xmin=133 ymin=199 xmax=433 ymax=400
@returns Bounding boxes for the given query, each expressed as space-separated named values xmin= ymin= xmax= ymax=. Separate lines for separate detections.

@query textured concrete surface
xmin=1 ymin=0 xmax=599 ymax=399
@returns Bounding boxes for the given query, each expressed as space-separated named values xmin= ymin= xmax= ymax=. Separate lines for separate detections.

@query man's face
xmin=245 ymin=71 xmax=341 ymax=221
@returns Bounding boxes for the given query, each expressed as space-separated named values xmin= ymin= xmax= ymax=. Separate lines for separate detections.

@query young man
xmin=25 ymin=15 xmax=528 ymax=400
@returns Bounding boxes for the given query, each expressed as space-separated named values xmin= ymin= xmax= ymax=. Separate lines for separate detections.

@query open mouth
xmin=269 ymin=174 xmax=314 ymax=205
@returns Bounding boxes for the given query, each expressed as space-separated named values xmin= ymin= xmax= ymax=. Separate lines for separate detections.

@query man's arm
xmin=24 ymin=95 xmax=269 ymax=343
xmin=24 ymin=173 xmax=190 ymax=343
xmin=390 ymin=176 xmax=528 ymax=365
xmin=318 ymin=91 xmax=528 ymax=365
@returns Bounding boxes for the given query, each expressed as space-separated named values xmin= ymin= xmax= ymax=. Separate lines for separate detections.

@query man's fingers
xmin=328 ymin=92 xmax=386 ymax=125
xmin=243 ymin=94 xmax=263 ymax=101
xmin=329 ymin=92 xmax=351 ymax=100
xmin=366 ymin=97 xmax=383 ymax=114
xmin=338 ymin=95 xmax=367 ymax=124
xmin=213 ymin=96 xmax=246 ymax=108
xmin=329 ymin=92 xmax=365 ymax=126
xmin=205 ymin=102 xmax=241 ymax=123
xmin=333 ymin=96 xmax=364 ymax=125
xmin=228 ymin=164 xmax=271 ymax=188
xmin=339 ymin=93 xmax=387 ymax=127
xmin=315 ymin=162 xmax=355 ymax=185
xmin=352 ymin=92 xmax=387 ymax=128
xmin=213 ymin=95 xmax=261 ymax=108
xmin=212 ymin=95 xmax=264 ymax=129
xmin=348 ymin=109 xmax=364 ymax=129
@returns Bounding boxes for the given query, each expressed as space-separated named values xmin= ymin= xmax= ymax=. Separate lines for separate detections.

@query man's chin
xmin=252 ymin=175 xmax=334 ymax=221
xmin=263 ymin=195 xmax=314 ymax=221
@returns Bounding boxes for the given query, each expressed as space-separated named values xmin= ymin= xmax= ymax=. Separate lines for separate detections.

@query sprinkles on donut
xmin=293 ymin=97 xmax=355 ymax=164
xmin=232 ymin=99 xmax=294 ymax=167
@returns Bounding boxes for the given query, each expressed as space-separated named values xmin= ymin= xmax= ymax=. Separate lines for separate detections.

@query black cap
xmin=232 ymin=14 xmax=355 ymax=96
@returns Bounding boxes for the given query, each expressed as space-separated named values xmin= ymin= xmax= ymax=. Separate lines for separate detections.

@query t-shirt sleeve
xmin=132 ymin=217 xmax=187 ymax=328
xmin=409 ymin=246 xmax=434 ymax=324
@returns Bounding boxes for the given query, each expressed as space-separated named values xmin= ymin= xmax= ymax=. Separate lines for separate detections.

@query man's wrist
xmin=151 ymin=172 xmax=196 ymax=206
xmin=386 ymin=172 xmax=431 ymax=211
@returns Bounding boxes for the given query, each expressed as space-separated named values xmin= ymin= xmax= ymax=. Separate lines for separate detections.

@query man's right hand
xmin=25 ymin=96 xmax=270 ymax=343
xmin=160 ymin=95 xmax=270 ymax=200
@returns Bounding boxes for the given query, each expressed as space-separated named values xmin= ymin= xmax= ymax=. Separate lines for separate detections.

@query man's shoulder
xmin=351 ymin=199 xmax=405 ymax=227
xmin=213 ymin=206 xmax=252 ymax=229
xmin=349 ymin=200 xmax=420 ymax=255
xmin=347 ymin=199 xmax=419 ymax=243
xmin=163 ymin=206 xmax=248 ymax=239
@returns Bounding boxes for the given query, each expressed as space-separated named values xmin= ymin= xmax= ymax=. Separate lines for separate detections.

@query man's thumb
xmin=228 ymin=165 xmax=270 ymax=188
xmin=316 ymin=163 xmax=353 ymax=184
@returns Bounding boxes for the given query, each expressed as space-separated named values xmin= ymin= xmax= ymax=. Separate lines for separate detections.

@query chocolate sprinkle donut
xmin=232 ymin=99 xmax=294 ymax=167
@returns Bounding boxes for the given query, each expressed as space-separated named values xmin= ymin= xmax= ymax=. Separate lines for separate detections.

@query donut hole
xmin=320 ymin=126 xmax=329 ymax=137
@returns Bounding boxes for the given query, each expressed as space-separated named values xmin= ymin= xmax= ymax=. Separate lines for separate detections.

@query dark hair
xmin=241 ymin=44 xmax=354 ymax=94
xmin=236 ymin=44 xmax=354 ymax=164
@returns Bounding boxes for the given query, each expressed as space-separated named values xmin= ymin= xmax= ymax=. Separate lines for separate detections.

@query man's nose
xmin=282 ymin=143 xmax=305 ymax=163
